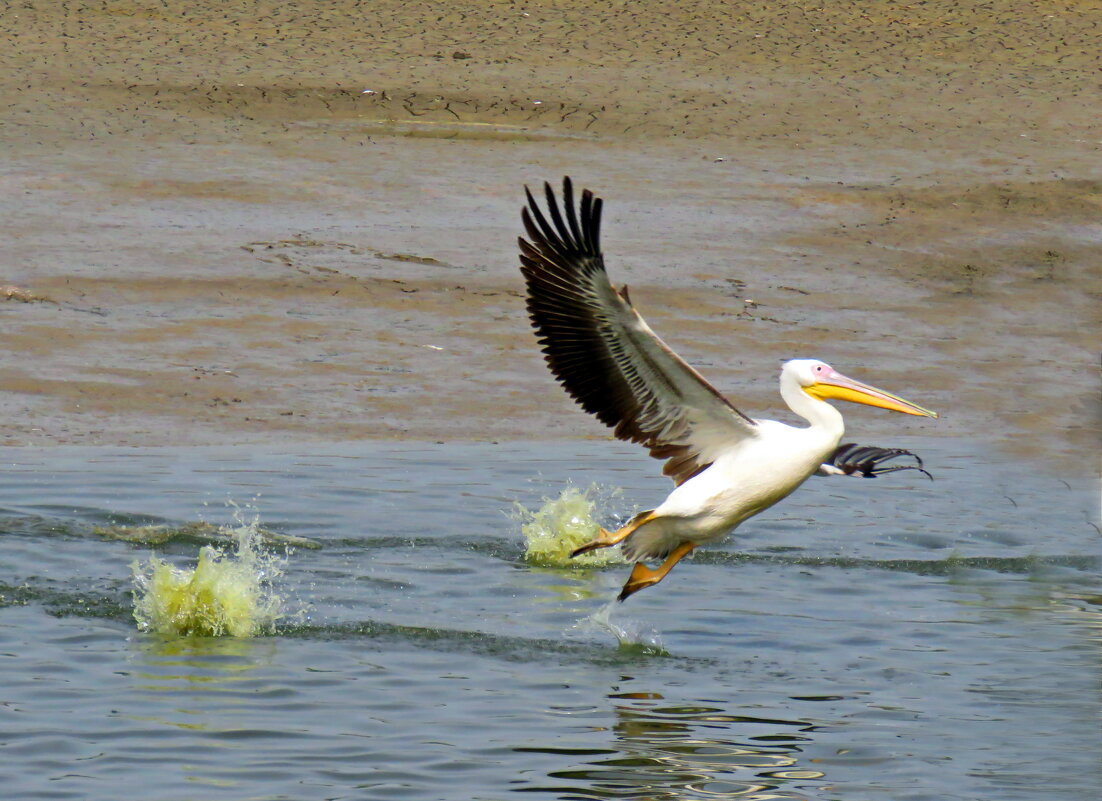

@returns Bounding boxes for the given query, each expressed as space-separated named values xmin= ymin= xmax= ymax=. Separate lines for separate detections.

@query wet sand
xmin=1 ymin=1 xmax=1099 ymax=472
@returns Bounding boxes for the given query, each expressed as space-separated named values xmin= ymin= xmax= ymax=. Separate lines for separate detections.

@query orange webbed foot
xmin=616 ymin=542 xmax=695 ymax=601
xmin=569 ymin=511 xmax=657 ymax=559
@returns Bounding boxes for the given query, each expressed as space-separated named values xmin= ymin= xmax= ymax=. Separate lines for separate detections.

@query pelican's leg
xmin=570 ymin=511 xmax=656 ymax=558
xmin=617 ymin=542 xmax=696 ymax=602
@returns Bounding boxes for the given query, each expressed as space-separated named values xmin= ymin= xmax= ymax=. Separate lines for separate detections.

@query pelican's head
xmin=782 ymin=359 xmax=938 ymax=418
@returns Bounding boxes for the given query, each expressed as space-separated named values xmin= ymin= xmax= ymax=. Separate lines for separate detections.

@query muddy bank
xmin=5 ymin=1 xmax=1100 ymax=144
xmin=1 ymin=1 xmax=1099 ymax=473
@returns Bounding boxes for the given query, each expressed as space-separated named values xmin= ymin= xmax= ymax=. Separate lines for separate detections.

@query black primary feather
xmin=517 ymin=177 xmax=759 ymax=486
xmin=827 ymin=443 xmax=932 ymax=479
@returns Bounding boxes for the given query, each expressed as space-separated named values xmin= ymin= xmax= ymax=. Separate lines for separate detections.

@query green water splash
xmin=131 ymin=518 xmax=287 ymax=638
xmin=517 ymin=484 xmax=627 ymax=568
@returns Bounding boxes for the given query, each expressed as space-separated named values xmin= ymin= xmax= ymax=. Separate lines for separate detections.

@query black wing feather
xmin=825 ymin=443 xmax=932 ymax=479
xmin=518 ymin=177 xmax=757 ymax=485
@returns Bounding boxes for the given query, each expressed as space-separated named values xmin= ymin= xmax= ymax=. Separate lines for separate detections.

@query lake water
xmin=1 ymin=440 xmax=1098 ymax=800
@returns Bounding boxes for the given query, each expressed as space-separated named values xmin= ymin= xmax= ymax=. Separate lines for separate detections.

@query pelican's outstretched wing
xmin=518 ymin=177 xmax=759 ymax=486
xmin=817 ymin=443 xmax=932 ymax=479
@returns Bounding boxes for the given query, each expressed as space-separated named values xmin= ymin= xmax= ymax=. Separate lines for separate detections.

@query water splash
xmin=131 ymin=511 xmax=290 ymax=638
xmin=575 ymin=600 xmax=667 ymax=655
xmin=515 ymin=483 xmax=628 ymax=568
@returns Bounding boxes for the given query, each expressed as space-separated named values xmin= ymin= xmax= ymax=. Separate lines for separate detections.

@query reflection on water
xmin=123 ymin=634 xmax=281 ymax=797
xmin=518 ymin=687 xmax=825 ymax=799
xmin=132 ymin=634 xmax=276 ymax=685
xmin=1051 ymin=590 xmax=1102 ymax=641
xmin=128 ymin=636 xmax=278 ymax=706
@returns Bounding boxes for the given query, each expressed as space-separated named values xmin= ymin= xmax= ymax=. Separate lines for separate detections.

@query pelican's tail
xmin=619 ymin=515 xmax=682 ymax=563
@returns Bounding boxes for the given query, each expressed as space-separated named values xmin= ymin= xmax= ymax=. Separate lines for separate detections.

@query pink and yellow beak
xmin=805 ymin=371 xmax=938 ymax=418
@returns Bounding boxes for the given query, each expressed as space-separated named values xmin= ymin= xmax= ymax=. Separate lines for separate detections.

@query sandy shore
xmin=1 ymin=1 xmax=1098 ymax=472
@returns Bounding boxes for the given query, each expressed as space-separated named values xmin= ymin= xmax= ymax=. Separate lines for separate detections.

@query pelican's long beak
xmin=805 ymin=371 xmax=939 ymax=418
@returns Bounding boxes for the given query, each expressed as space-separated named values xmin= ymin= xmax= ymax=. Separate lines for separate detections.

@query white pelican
xmin=518 ymin=177 xmax=939 ymax=601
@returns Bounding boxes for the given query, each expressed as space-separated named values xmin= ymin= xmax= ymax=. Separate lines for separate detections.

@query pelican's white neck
xmin=779 ymin=368 xmax=845 ymax=437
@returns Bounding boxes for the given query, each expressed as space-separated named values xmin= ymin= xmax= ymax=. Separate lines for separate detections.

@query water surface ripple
xmin=0 ymin=441 xmax=1097 ymax=800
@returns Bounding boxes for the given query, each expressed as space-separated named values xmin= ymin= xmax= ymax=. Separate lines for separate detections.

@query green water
xmin=130 ymin=514 xmax=289 ymax=638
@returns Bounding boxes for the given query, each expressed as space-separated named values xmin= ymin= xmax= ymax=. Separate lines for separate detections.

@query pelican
xmin=518 ymin=177 xmax=939 ymax=601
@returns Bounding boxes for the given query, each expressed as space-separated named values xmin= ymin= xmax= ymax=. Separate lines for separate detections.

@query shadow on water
xmin=514 ymin=685 xmax=826 ymax=800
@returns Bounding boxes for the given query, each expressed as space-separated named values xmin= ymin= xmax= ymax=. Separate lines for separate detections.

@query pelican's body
xmin=656 ymin=421 xmax=833 ymax=534
xmin=518 ymin=178 xmax=938 ymax=600
xmin=617 ymin=367 xmax=843 ymax=563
